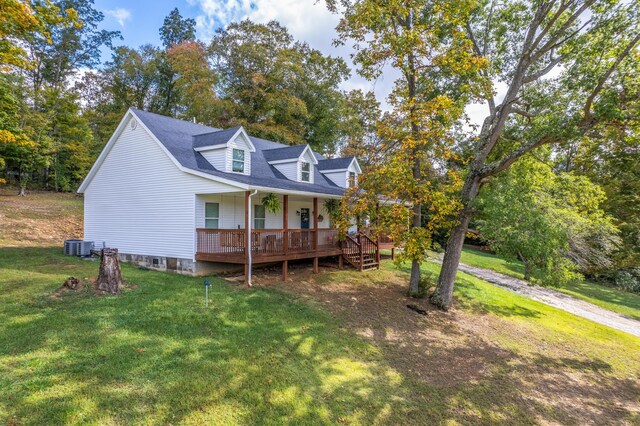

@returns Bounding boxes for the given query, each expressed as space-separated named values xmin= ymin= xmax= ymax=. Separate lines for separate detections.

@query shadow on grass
xmin=0 ymin=247 xmax=425 ymax=424
xmin=267 ymin=260 xmax=640 ymax=424
xmin=1 ymin=247 xmax=638 ymax=425
xmin=533 ymin=354 xmax=613 ymax=373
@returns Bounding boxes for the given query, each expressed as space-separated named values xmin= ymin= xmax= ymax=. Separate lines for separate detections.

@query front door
xmin=300 ymin=208 xmax=310 ymax=229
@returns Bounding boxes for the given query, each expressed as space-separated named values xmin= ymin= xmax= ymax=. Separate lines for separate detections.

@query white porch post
xmin=245 ymin=190 xmax=258 ymax=287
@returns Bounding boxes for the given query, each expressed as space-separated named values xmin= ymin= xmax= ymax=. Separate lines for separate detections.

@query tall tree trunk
xmin=430 ymin=174 xmax=481 ymax=309
xmin=96 ymin=248 xmax=123 ymax=294
xmin=408 ymin=193 xmax=422 ymax=296
xmin=524 ymin=261 xmax=532 ymax=281
xmin=18 ymin=168 xmax=27 ymax=196
xmin=408 ymin=156 xmax=422 ymax=296
xmin=406 ymin=21 xmax=422 ymax=297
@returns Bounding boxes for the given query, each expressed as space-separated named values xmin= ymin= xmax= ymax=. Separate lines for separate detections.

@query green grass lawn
xmin=459 ymin=247 xmax=525 ymax=278
xmin=0 ymin=248 xmax=416 ymax=424
xmin=420 ymin=261 xmax=640 ymax=365
xmin=459 ymin=246 xmax=640 ymax=321
xmin=1 ymin=246 xmax=639 ymax=424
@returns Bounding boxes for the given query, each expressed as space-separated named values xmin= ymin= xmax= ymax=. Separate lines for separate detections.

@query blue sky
xmin=95 ymin=0 xmax=199 ymax=52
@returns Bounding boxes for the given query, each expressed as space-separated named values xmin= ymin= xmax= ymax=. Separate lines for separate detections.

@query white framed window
xmin=348 ymin=171 xmax=356 ymax=187
xmin=232 ymin=148 xmax=245 ymax=173
xmin=254 ymin=205 xmax=266 ymax=229
xmin=301 ymin=161 xmax=311 ymax=182
xmin=205 ymin=203 xmax=219 ymax=228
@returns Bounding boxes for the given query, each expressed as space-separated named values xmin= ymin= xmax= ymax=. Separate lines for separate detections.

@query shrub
xmin=410 ymin=271 xmax=435 ymax=298
xmin=613 ymin=268 xmax=640 ymax=293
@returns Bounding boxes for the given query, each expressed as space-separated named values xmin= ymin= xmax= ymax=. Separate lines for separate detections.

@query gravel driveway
xmin=454 ymin=262 xmax=640 ymax=337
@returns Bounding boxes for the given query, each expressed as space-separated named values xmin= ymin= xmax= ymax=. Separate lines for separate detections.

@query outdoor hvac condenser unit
xmin=64 ymin=240 xmax=95 ymax=256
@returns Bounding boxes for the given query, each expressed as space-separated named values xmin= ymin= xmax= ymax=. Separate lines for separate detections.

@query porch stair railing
xmin=341 ymin=233 xmax=380 ymax=271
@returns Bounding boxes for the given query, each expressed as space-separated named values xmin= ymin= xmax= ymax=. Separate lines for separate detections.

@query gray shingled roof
xmin=131 ymin=109 xmax=347 ymax=196
xmin=317 ymin=157 xmax=354 ymax=171
xmin=192 ymin=126 xmax=242 ymax=149
xmin=263 ymin=145 xmax=308 ymax=162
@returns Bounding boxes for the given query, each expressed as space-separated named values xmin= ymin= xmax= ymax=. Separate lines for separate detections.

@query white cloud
xmin=105 ymin=8 xmax=132 ymax=27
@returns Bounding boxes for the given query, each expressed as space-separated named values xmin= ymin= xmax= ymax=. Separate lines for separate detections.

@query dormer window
xmin=348 ymin=171 xmax=356 ymax=187
xmin=301 ymin=161 xmax=311 ymax=182
xmin=317 ymin=156 xmax=362 ymax=188
xmin=232 ymin=148 xmax=245 ymax=173
xmin=263 ymin=144 xmax=317 ymax=182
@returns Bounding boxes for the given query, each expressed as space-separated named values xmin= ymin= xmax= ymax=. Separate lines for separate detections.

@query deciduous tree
xmin=476 ymin=156 xmax=619 ymax=284
xmin=430 ymin=0 xmax=640 ymax=309
xmin=329 ymin=0 xmax=489 ymax=295
xmin=209 ymin=20 xmax=350 ymax=153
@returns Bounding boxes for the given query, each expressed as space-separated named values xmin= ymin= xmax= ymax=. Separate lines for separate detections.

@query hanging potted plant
xmin=261 ymin=193 xmax=282 ymax=214
xmin=323 ymin=199 xmax=341 ymax=227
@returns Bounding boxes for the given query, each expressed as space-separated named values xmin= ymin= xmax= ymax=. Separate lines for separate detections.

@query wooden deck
xmin=195 ymin=228 xmax=343 ymax=264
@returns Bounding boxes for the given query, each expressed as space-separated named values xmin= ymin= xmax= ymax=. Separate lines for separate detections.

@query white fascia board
xmin=248 ymin=185 xmax=344 ymax=199
xmin=350 ymin=158 xmax=363 ymax=174
xmin=234 ymin=127 xmax=256 ymax=152
xmin=267 ymin=158 xmax=299 ymax=165
xmin=319 ymin=168 xmax=348 ymax=173
xmin=300 ymin=145 xmax=319 ymax=165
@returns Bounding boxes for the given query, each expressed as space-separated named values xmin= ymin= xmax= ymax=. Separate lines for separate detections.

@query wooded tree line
xmin=0 ymin=1 xmax=379 ymax=192
xmin=1 ymin=0 xmax=638 ymax=300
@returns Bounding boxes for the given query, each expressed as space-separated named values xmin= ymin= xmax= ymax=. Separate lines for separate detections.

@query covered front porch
xmin=195 ymin=191 xmax=350 ymax=282
xmin=195 ymin=228 xmax=342 ymax=263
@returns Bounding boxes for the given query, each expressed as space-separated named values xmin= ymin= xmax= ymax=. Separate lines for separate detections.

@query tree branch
xmin=512 ymin=107 xmax=537 ymax=118
xmin=481 ymin=0 xmax=496 ymax=56
xmin=465 ymin=22 xmax=496 ymax=114
xmin=532 ymin=0 xmax=595 ymax=59
xmin=522 ymin=54 xmax=567 ymax=84
xmin=473 ymin=3 xmax=549 ymax=162
xmin=481 ymin=33 xmax=639 ymax=179
xmin=529 ymin=0 xmax=574 ymax=53
xmin=480 ymin=135 xmax=556 ymax=177
xmin=583 ymin=33 xmax=640 ymax=120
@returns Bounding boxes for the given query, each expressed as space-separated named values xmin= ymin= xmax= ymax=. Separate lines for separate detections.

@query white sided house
xmin=79 ymin=109 xmax=391 ymax=282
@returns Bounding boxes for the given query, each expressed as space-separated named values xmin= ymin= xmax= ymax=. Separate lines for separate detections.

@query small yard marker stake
xmin=204 ymin=279 xmax=210 ymax=307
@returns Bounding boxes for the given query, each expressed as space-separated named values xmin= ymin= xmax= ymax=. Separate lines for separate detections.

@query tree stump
xmin=63 ymin=277 xmax=79 ymax=290
xmin=96 ymin=248 xmax=123 ymax=294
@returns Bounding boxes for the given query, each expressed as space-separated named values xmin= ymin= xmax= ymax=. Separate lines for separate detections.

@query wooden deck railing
xmin=196 ymin=228 xmax=341 ymax=262
xmin=359 ymin=233 xmax=378 ymax=257
xmin=196 ymin=228 xmax=246 ymax=255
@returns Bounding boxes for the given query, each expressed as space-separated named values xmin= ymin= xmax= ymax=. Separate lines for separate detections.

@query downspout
xmin=247 ymin=189 xmax=258 ymax=287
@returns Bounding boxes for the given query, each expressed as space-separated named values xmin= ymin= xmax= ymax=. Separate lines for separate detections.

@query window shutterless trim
xmin=232 ymin=148 xmax=245 ymax=173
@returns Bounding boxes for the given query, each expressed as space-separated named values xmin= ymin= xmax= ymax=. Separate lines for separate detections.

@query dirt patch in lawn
xmin=50 ymin=276 xmax=138 ymax=300
xmin=252 ymin=262 xmax=640 ymax=424
xmin=0 ymin=189 xmax=83 ymax=247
